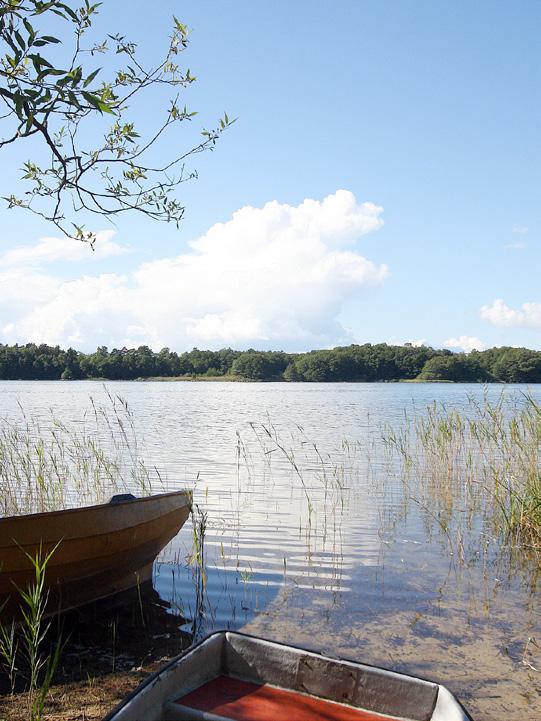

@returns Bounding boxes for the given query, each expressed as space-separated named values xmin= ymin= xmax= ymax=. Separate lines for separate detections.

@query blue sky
xmin=0 ymin=0 xmax=539 ymax=352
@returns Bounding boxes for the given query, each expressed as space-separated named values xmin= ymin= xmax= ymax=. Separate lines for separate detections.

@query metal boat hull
xmin=104 ymin=631 xmax=473 ymax=721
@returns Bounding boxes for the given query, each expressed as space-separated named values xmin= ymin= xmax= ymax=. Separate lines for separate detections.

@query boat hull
xmin=0 ymin=491 xmax=191 ymax=617
xmin=103 ymin=631 xmax=473 ymax=721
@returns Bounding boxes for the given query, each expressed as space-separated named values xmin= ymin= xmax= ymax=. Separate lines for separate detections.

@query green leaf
xmin=67 ymin=90 xmax=80 ymax=108
xmin=82 ymin=90 xmax=100 ymax=110
xmin=81 ymin=91 xmax=114 ymax=114
xmin=28 ymin=53 xmax=53 ymax=69
xmin=23 ymin=19 xmax=35 ymax=39
xmin=98 ymin=100 xmax=115 ymax=114
xmin=14 ymin=94 xmax=24 ymax=120
xmin=83 ymin=68 xmax=101 ymax=88
xmin=40 ymin=67 xmax=66 ymax=77
xmin=14 ymin=31 xmax=26 ymax=50
xmin=59 ymin=4 xmax=79 ymax=22
xmin=24 ymin=113 xmax=34 ymax=134
xmin=41 ymin=35 xmax=61 ymax=44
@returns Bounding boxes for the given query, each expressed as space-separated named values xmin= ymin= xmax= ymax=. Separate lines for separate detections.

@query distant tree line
xmin=0 ymin=343 xmax=540 ymax=383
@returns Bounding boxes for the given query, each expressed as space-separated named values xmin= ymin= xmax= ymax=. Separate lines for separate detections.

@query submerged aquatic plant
xmin=0 ymin=391 xmax=161 ymax=516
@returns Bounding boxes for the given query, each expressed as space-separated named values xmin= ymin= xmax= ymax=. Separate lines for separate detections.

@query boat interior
xmin=107 ymin=632 xmax=469 ymax=721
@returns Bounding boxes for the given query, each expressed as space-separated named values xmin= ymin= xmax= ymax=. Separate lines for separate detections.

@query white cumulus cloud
xmin=0 ymin=190 xmax=388 ymax=351
xmin=512 ymin=225 xmax=529 ymax=235
xmin=444 ymin=335 xmax=486 ymax=352
xmin=480 ymin=299 xmax=541 ymax=330
xmin=0 ymin=230 xmax=128 ymax=267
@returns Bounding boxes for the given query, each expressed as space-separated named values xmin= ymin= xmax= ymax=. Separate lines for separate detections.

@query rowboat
xmin=104 ymin=631 xmax=473 ymax=721
xmin=0 ymin=490 xmax=191 ymax=618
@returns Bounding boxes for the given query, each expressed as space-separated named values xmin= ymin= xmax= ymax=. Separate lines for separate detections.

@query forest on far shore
xmin=0 ymin=342 xmax=540 ymax=383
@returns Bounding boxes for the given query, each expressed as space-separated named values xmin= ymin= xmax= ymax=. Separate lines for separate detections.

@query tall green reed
xmin=186 ymin=503 xmax=209 ymax=638
xmin=0 ymin=546 xmax=65 ymax=721
xmin=0 ymin=392 xmax=160 ymax=516
xmin=382 ymin=393 xmax=541 ymax=551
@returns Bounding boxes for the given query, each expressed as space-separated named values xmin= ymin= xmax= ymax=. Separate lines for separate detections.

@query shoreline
xmin=0 ymin=586 xmax=190 ymax=721
xmin=0 ymin=376 xmax=518 ymax=383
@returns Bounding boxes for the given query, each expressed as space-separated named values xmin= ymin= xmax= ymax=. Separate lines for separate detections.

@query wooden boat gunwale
xmin=0 ymin=490 xmax=193 ymax=549
xmin=102 ymin=630 xmax=474 ymax=721
xmin=0 ymin=489 xmax=191 ymax=523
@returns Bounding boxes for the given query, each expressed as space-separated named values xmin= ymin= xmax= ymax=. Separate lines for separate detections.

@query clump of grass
xmin=383 ymin=393 xmax=541 ymax=550
xmin=0 ymin=547 xmax=65 ymax=721
xmin=0 ymin=392 xmax=160 ymax=516
xmin=0 ymin=616 xmax=18 ymax=693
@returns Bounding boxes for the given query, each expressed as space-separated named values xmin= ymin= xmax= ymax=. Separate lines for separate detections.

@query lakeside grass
xmin=0 ymin=393 xmax=159 ymax=516
xmin=382 ymin=393 xmax=541 ymax=551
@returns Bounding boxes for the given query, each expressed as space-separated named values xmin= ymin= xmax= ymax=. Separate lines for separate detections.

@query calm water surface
xmin=1 ymin=381 xmax=540 ymax=720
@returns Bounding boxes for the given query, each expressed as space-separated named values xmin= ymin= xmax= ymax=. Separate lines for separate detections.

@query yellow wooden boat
xmin=0 ymin=490 xmax=191 ymax=618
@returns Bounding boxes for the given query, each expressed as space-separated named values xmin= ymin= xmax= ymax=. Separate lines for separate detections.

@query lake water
xmin=1 ymin=381 xmax=540 ymax=720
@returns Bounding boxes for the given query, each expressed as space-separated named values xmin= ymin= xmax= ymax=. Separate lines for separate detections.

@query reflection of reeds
xmin=0 ymin=392 xmax=159 ymax=515
xmin=383 ymin=393 xmax=541 ymax=551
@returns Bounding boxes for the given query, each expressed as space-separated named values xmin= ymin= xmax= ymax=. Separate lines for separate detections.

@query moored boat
xmin=0 ymin=490 xmax=191 ymax=618
xmin=104 ymin=630 xmax=473 ymax=721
